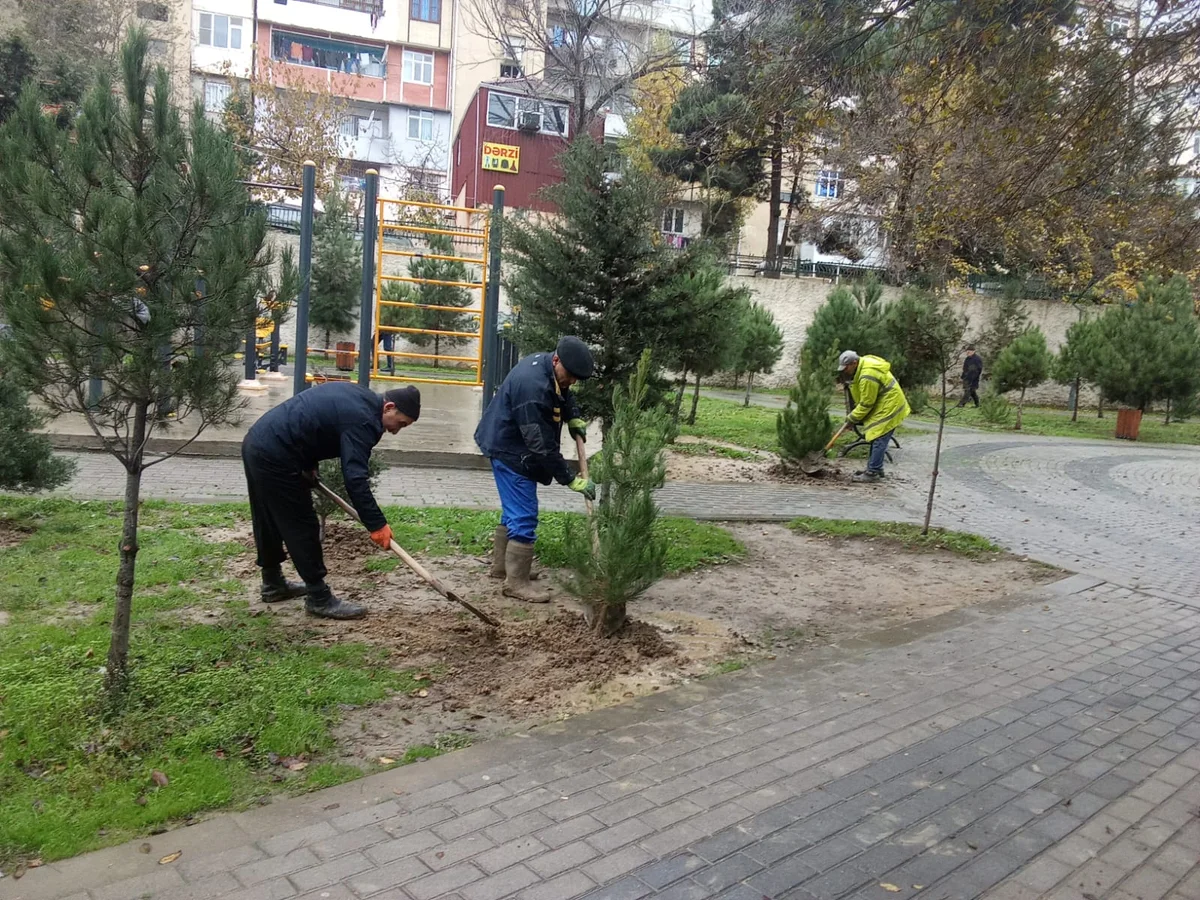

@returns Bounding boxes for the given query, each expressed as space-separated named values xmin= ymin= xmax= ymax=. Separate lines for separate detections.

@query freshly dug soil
xmin=0 ymin=520 xmax=35 ymax=551
xmin=215 ymin=520 xmax=1058 ymax=766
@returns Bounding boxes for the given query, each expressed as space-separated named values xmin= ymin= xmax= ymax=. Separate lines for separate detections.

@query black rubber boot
xmin=260 ymin=566 xmax=307 ymax=603
xmin=305 ymin=583 xmax=367 ymax=620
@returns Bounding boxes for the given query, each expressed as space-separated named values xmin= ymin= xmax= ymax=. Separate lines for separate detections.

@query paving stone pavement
xmin=7 ymin=432 xmax=1200 ymax=900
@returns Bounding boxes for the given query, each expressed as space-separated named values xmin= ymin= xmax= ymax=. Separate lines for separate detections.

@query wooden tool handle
xmin=824 ymin=422 xmax=850 ymax=452
xmin=574 ymin=434 xmax=600 ymax=554
xmin=314 ymin=481 xmax=500 ymax=627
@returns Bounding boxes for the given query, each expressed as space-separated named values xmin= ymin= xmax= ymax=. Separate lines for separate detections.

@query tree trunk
xmin=688 ymin=371 xmax=702 ymax=425
xmin=324 ymin=329 xmax=331 ymax=358
xmin=744 ymin=372 xmax=754 ymax=408
xmin=1165 ymin=398 xmax=1172 ymax=426
xmin=105 ymin=402 xmax=148 ymax=698
xmin=764 ymin=117 xmax=784 ymax=279
xmin=922 ymin=374 xmax=948 ymax=536
xmin=434 ymin=334 xmax=440 ymax=368
xmin=1016 ymin=388 xmax=1025 ymax=430
xmin=1098 ymin=395 xmax=1104 ymax=418
xmin=673 ymin=370 xmax=688 ymax=420
xmin=1070 ymin=375 xmax=1080 ymax=422
xmin=586 ymin=600 xmax=627 ymax=637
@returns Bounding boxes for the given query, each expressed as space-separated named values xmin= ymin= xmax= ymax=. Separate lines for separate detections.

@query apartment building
xmin=189 ymin=0 xmax=454 ymax=197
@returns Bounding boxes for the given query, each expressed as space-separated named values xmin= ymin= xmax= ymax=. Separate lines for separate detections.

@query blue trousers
xmin=491 ymin=459 xmax=539 ymax=544
xmin=867 ymin=429 xmax=895 ymax=475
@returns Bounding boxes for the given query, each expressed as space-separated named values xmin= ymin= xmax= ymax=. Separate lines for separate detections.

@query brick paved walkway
xmin=7 ymin=433 xmax=1200 ymax=900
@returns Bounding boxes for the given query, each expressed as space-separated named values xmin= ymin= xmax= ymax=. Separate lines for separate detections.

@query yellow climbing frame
xmin=372 ymin=196 xmax=489 ymax=386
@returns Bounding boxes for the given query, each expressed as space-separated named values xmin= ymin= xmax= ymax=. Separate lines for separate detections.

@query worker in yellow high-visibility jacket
xmin=836 ymin=350 xmax=911 ymax=483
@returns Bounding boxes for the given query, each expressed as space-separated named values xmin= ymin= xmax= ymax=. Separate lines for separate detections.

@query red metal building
xmin=451 ymin=81 xmax=574 ymax=213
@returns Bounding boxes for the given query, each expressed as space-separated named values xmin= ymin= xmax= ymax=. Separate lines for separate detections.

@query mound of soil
xmin=210 ymin=519 xmax=1058 ymax=765
xmin=0 ymin=520 xmax=35 ymax=551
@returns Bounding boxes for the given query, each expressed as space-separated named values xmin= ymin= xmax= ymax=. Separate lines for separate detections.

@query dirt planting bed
xmin=217 ymin=521 xmax=1059 ymax=767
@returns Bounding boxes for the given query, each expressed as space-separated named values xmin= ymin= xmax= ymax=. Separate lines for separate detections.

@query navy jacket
xmin=962 ymin=353 xmax=984 ymax=386
xmin=245 ymin=382 xmax=388 ymax=530
xmin=475 ymin=352 xmax=579 ymax=485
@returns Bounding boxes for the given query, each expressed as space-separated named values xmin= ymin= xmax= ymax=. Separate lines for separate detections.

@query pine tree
xmin=735 ymin=302 xmax=785 ymax=407
xmin=0 ymin=31 xmax=268 ymax=695
xmin=802 ymin=284 xmax=892 ymax=371
xmin=310 ymin=190 xmax=361 ymax=355
xmin=883 ymin=288 xmax=957 ymax=390
xmin=0 ymin=36 xmax=37 ymax=124
xmin=1088 ymin=275 xmax=1200 ymax=415
xmin=1052 ymin=316 xmax=1100 ymax=422
xmin=314 ymin=455 xmax=385 ymax=541
xmin=262 ymin=244 xmax=300 ymax=371
xmin=777 ymin=350 xmax=835 ymax=468
xmin=659 ymin=261 xmax=745 ymax=423
xmin=977 ymin=283 xmax=1031 ymax=367
xmin=563 ymin=350 xmax=669 ymax=637
xmin=0 ymin=378 xmax=75 ymax=492
xmin=507 ymin=139 xmax=690 ymax=428
xmin=380 ymin=233 xmax=475 ymax=368
xmin=992 ymin=327 xmax=1052 ymax=430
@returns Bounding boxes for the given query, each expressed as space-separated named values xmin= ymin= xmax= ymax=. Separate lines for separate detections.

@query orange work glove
xmin=369 ymin=524 xmax=393 ymax=549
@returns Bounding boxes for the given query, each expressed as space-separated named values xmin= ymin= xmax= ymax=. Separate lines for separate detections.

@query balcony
xmin=291 ymin=0 xmax=385 ymax=12
xmin=271 ymin=29 xmax=387 ymax=78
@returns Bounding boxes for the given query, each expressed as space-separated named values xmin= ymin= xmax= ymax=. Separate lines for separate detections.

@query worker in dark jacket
xmin=475 ymin=336 xmax=597 ymax=603
xmin=241 ymin=382 xmax=421 ymax=619
xmin=958 ymin=344 xmax=984 ymax=408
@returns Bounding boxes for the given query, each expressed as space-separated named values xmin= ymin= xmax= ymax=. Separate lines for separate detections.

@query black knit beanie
xmin=383 ymin=385 xmax=421 ymax=421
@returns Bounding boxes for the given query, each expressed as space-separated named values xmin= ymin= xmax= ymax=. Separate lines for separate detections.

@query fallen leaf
xmin=880 ymin=885 xmax=901 ymax=893
xmin=913 ymin=886 xmax=924 ymax=890
xmin=28 ymin=859 xmax=42 ymax=869
xmin=323 ymin=803 xmax=340 ymax=811
xmin=287 ymin=761 xmax=308 ymax=772
xmin=139 ymin=843 xmax=152 ymax=854
xmin=151 ymin=770 xmax=169 ymax=787
xmin=379 ymin=757 xmax=395 ymax=766
xmin=417 ymin=689 xmax=429 ymax=698
xmin=11 ymin=864 xmax=26 ymax=880
xmin=135 ymin=795 xmax=147 ymax=806
xmin=158 ymin=851 xmax=182 ymax=865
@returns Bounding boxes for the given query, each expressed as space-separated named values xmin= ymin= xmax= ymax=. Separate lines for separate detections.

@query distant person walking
xmin=958 ymin=345 xmax=983 ymax=408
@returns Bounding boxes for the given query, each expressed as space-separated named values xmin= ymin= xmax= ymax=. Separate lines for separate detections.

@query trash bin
xmin=336 ymin=341 xmax=356 ymax=372
xmin=1115 ymin=408 xmax=1142 ymax=440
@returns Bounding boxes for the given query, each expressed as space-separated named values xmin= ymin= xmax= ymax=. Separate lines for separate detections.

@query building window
xmin=198 ymin=13 xmax=244 ymax=50
xmin=815 ymin=170 xmax=844 ymax=199
xmin=341 ymin=113 xmax=385 ymax=139
xmin=662 ymin=208 xmax=685 ymax=235
xmin=500 ymin=36 xmax=524 ymax=78
xmin=403 ymin=50 xmax=435 ymax=85
xmin=487 ymin=92 xmax=569 ymax=136
xmin=548 ymin=26 xmax=571 ymax=48
xmin=408 ymin=109 xmax=434 ymax=141
xmin=137 ymin=2 xmax=169 ymax=22
xmin=411 ymin=0 xmax=440 ymax=22
xmin=204 ymin=81 xmax=232 ymax=114
xmin=272 ymin=30 xmax=386 ymax=76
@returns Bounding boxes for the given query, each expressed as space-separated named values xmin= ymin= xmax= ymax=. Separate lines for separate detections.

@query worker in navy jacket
xmin=475 ymin=336 xmax=597 ymax=602
xmin=242 ymin=382 xmax=420 ymax=619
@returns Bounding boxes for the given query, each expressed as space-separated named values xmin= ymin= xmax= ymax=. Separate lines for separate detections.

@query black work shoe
xmin=260 ymin=566 xmax=307 ymax=603
xmin=852 ymin=471 xmax=884 ymax=483
xmin=304 ymin=583 xmax=367 ymax=620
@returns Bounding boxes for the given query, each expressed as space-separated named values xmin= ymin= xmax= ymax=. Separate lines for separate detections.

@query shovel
xmin=574 ymin=434 xmax=600 ymax=555
xmin=798 ymin=422 xmax=851 ymax=476
xmin=314 ymin=481 xmax=500 ymax=628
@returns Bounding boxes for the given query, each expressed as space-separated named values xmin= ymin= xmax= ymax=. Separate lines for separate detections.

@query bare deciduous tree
xmin=467 ymin=0 xmax=701 ymax=136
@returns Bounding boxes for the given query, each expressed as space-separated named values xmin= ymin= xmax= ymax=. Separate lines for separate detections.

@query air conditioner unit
xmin=517 ymin=112 xmax=541 ymax=133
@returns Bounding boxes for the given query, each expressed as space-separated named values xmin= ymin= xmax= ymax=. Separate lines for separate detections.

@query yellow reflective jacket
xmin=848 ymin=355 xmax=910 ymax=442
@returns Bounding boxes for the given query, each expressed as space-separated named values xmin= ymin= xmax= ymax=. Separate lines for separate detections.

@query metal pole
xmin=244 ymin=320 xmax=257 ymax=380
xmin=481 ymin=185 xmax=505 ymax=405
xmin=357 ymin=169 xmax=380 ymax=387
xmin=293 ymin=161 xmax=316 ymax=395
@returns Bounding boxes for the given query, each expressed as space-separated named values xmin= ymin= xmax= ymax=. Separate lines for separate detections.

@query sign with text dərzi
xmin=482 ymin=142 xmax=520 ymax=174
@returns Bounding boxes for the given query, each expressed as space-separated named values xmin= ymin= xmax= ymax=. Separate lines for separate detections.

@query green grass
xmin=680 ymin=397 xmax=780 ymax=451
xmin=706 ymin=658 xmax=750 ymax=677
xmin=0 ymin=498 xmax=739 ymax=866
xmin=914 ymin=404 xmax=1200 ymax=445
xmin=669 ymin=441 xmax=760 ymax=461
xmin=303 ymin=354 xmax=478 ymax=383
xmin=787 ymin=517 xmax=1007 ymax=559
